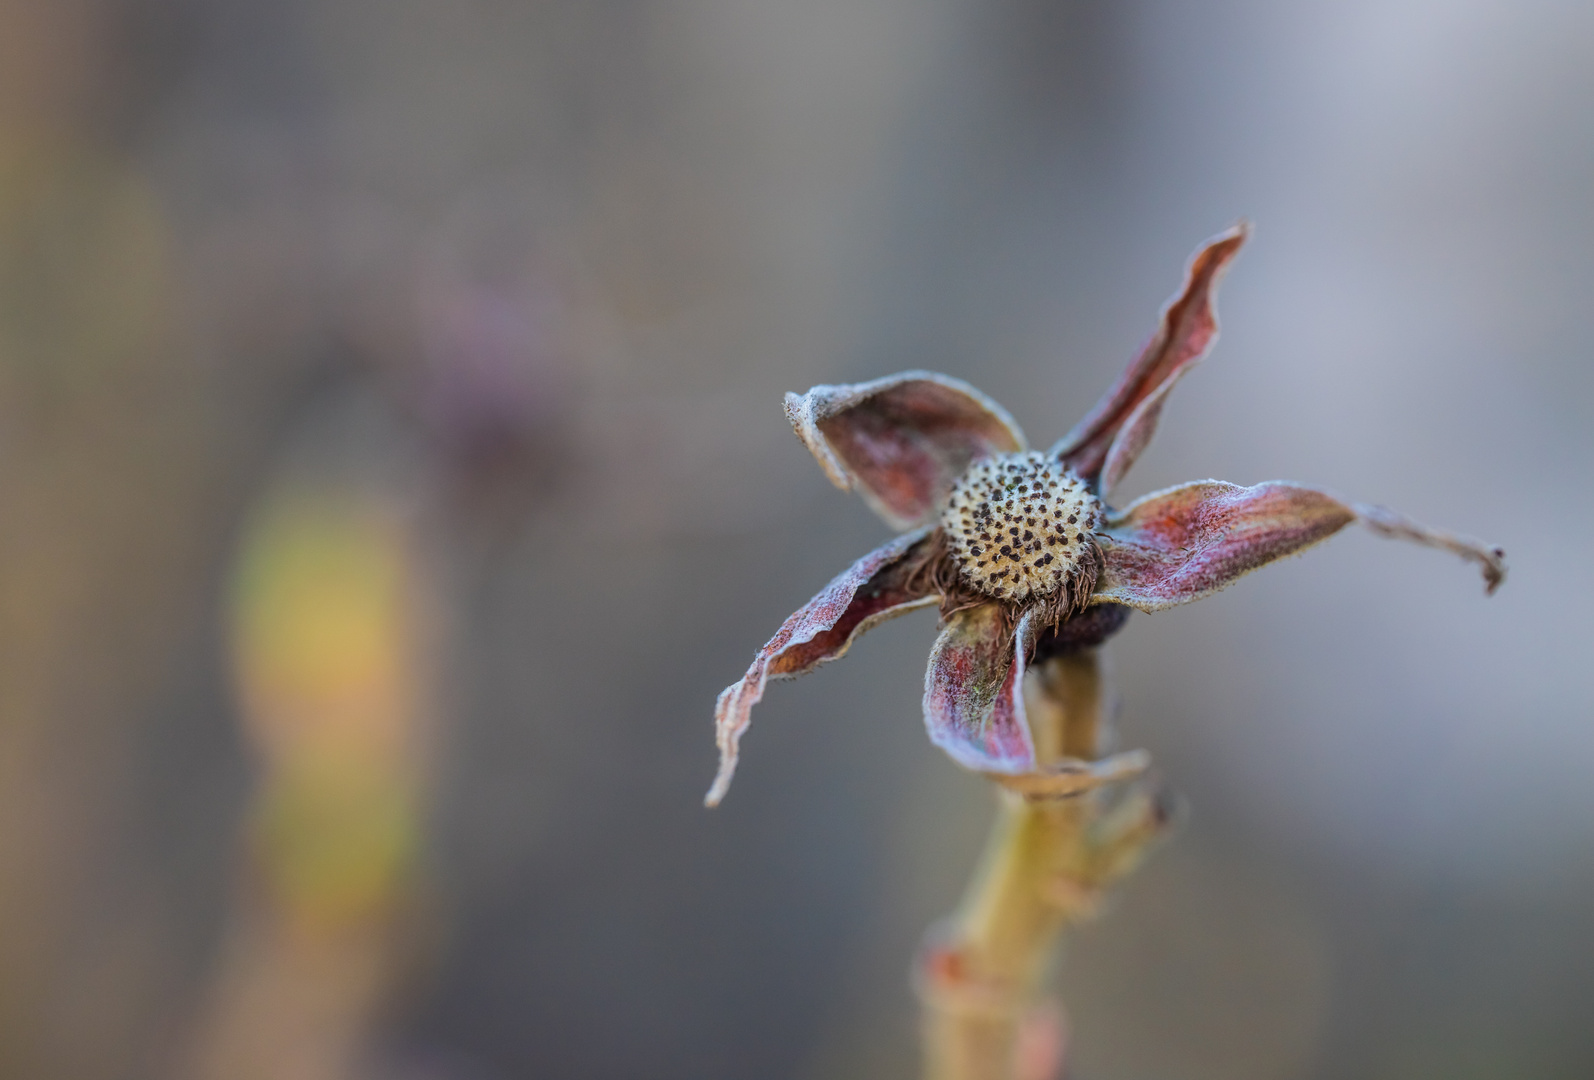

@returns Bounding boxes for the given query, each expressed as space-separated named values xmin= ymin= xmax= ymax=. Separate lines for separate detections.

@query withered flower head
xmin=707 ymin=224 xmax=1505 ymax=807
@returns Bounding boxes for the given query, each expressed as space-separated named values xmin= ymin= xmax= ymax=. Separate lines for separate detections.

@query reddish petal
xmin=707 ymin=528 xmax=938 ymax=806
xmin=1096 ymin=480 xmax=1506 ymax=611
xmin=786 ymin=372 xmax=1026 ymax=530
xmin=923 ymin=603 xmax=1039 ymax=774
xmin=1052 ymin=225 xmax=1249 ymax=493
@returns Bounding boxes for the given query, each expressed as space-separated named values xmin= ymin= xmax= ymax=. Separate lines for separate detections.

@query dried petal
xmin=707 ymin=528 xmax=938 ymax=806
xmin=923 ymin=603 xmax=1039 ymax=774
xmin=923 ymin=605 xmax=1149 ymax=789
xmin=1052 ymin=225 xmax=1249 ymax=493
xmin=786 ymin=372 xmax=1027 ymax=530
xmin=1095 ymin=480 xmax=1506 ymax=611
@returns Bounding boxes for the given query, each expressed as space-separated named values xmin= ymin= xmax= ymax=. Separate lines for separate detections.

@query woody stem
xmin=918 ymin=650 xmax=1129 ymax=1080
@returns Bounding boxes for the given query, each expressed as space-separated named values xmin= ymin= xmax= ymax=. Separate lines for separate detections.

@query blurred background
xmin=1 ymin=0 xmax=1591 ymax=1077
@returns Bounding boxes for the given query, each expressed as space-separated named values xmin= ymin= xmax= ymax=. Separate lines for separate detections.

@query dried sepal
xmin=706 ymin=528 xmax=939 ymax=806
xmin=1095 ymin=479 xmax=1506 ymax=612
xmin=992 ymin=749 xmax=1151 ymax=799
xmin=786 ymin=371 xmax=1027 ymax=530
xmin=923 ymin=604 xmax=1149 ymax=787
xmin=1095 ymin=480 xmax=1353 ymax=610
xmin=923 ymin=603 xmax=1039 ymax=774
xmin=1052 ymin=224 xmax=1249 ymax=493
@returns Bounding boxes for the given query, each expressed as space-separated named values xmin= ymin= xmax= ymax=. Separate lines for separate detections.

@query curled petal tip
xmin=785 ymin=372 xmax=1026 ymax=529
xmin=1353 ymin=502 xmax=1507 ymax=596
xmin=1484 ymin=548 xmax=1507 ymax=595
xmin=705 ymin=683 xmax=741 ymax=807
xmin=784 ymin=390 xmax=852 ymax=492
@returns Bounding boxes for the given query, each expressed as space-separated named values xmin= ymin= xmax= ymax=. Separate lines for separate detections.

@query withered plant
xmin=708 ymin=225 xmax=1504 ymax=1080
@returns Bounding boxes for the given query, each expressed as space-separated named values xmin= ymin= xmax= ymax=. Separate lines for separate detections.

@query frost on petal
xmin=1095 ymin=481 xmax=1353 ymax=610
xmin=785 ymin=372 xmax=1026 ymax=530
xmin=1052 ymin=225 xmax=1248 ymax=494
xmin=1095 ymin=480 xmax=1506 ymax=612
xmin=923 ymin=603 xmax=1039 ymax=775
xmin=707 ymin=528 xmax=938 ymax=806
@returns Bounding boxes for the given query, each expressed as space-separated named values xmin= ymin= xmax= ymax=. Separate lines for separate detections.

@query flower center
xmin=941 ymin=451 xmax=1103 ymax=603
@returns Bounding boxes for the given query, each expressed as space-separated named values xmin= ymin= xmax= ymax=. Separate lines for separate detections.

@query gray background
xmin=1 ymin=1 xmax=1589 ymax=1077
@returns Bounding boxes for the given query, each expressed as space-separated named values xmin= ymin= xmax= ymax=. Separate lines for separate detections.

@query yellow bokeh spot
xmin=229 ymin=485 xmax=431 ymax=929
xmin=232 ymin=491 xmax=420 ymax=762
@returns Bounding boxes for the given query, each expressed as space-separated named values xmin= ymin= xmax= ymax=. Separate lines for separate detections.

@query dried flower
xmin=707 ymin=225 xmax=1505 ymax=807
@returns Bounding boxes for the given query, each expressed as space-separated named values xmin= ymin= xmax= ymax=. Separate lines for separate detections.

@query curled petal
xmin=707 ymin=528 xmax=938 ymax=806
xmin=924 ymin=603 xmax=1039 ymax=774
xmin=1052 ymin=225 xmax=1249 ymax=493
xmin=1095 ymin=480 xmax=1506 ymax=612
xmin=786 ymin=372 xmax=1027 ymax=530
xmin=923 ymin=606 xmax=1154 ymax=791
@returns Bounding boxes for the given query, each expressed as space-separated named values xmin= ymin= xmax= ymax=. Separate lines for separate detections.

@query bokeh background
xmin=2 ymin=1 xmax=1591 ymax=1077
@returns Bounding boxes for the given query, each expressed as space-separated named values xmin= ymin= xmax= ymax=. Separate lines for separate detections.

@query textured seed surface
xmin=941 ymin=452 xmax=1102 ymax=601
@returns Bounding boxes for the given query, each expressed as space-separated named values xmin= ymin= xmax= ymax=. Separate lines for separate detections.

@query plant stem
xmin=918 ymin=650 xmax=1168 ymax=1080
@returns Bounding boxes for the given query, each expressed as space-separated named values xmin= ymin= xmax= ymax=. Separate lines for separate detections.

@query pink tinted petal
xmin=923 ymin=603 xmax=1039 ymax=775
xmin=1052 ymin=225 xmax=1249 ymax=493
xmin=707 ymin=527 xmax=938 ymax=806
xmin=1096 ymin=480 xmax=1506 ymax=611
xmin=1096 ymin=481 xmax=1353 ymax=610
xmin=786 ymin=372 xmax=1027 ymax=530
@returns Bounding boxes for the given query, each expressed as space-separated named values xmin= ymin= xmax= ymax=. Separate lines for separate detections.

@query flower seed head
xmin=941 ymin=452 xmax=1102 ymax=603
